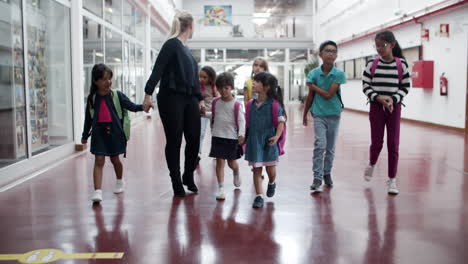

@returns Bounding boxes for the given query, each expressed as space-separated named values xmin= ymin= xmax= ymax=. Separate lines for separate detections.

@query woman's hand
xmin=81 ymin=139 xmax=87 ymax=145
xmin=199 ymin=100 xmax=206 ymax=116
xmin=238 ymin=136 xmax=245 ymax=145
xmin=143 ymin=94 xmax=153 ymax=113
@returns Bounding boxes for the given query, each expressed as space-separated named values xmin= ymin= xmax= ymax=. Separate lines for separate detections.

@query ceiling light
xmin=253 ymin=13 xmax=271 ymax=18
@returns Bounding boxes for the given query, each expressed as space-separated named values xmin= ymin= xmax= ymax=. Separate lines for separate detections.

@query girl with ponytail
xmin=362 ymin=30 xmax=411 ymax=195
xmin=143 ymin=10 xmax=204 ymax=197
xmin=244 ymin=72 xmax=286 ymax=208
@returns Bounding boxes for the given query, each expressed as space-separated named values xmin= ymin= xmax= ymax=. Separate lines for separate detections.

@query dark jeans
xmin=157 ymin=92 xmax=201 ymax=182
xmin=369 ymin=102 xmax=401 ymax=178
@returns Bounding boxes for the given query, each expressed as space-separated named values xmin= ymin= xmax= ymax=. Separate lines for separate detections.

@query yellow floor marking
xmin=0 ymin=249 xmax=124 ymax=264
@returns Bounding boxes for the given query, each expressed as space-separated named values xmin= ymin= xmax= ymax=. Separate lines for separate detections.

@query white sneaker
xmin=114 ymin=180 xmax=125 ymax=194
xmin=91 ymin=189 xmax=103 ymax=202
xmin=364 ymin=164 xmax=375 ymax=181
xmin=216 ymin=188 xmax=225 ymax=200
xmin=387 ymin=178 xmax=399 ymax=195
xmin=233 ymin=173 xmax=241 ymax=188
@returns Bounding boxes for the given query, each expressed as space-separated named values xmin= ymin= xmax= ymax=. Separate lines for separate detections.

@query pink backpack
xmin=370 ymin=56 xmax=403 ymax=82
xmin=245 ymin=99 xmax=286 ymax=156
xmin=200 ymin=82 xmax=216 ymax=98
xmin=211 ymin=97 xmax=241 ymax=130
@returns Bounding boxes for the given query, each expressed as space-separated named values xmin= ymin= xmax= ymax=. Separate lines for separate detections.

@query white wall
xmin=316 ymin=0 xmax=468 ymax=129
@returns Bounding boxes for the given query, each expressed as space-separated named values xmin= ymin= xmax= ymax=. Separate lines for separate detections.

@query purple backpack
xmin=245 ymin=99 xmax=286 ymax=156
xmin=370 ymin=56 xmax=403 ymax=82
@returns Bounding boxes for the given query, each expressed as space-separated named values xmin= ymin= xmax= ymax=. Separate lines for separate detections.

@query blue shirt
xmin=306 ymin=65 xmax=346 ymax=116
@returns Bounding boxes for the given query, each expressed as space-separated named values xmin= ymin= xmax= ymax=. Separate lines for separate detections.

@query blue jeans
xmin=313 ymin=115 xmax=341 ymax=181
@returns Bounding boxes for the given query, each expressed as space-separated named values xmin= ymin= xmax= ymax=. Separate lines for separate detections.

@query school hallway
xmin=0 ymin=105 xmax=466 ymax=264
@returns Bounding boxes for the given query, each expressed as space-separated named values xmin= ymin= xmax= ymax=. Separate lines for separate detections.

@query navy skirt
xmin=209 ymin=137 xmax=243 ymax=160
xmin=90 ymin=122 xmax=126 ymax=156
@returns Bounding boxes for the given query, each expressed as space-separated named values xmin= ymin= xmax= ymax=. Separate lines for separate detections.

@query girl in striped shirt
xmin=362 ymin=30 xmax=410 ymax=195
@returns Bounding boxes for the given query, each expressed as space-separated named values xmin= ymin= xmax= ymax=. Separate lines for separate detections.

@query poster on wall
xmin=203 ymin=5 xmax=232 ymax=26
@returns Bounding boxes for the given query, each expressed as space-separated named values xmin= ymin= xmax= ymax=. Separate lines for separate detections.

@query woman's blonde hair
xmin=168 ymin=10 xmax=194 ymax=39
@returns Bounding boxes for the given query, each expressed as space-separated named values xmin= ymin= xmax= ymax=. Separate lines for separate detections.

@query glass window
xmin=151 ymin=23 xmax=162 ymax=50
xmin=290 ymin=49 xmax=308 ymax=62
xmin=335 ymin=61 xmax=344 ymax=72
xmin=0 ymin=0 xmax=27 ymax=167
xmin=267 ymin=49 xmax=285 ymax=62
xmin=83 ymin=0 xmax=102 ymax=17
xmin=191 ymin=49 xmax=201 ymax=63
xmin=354 ymin=57 xmax=366 ymax=79
xmin=403 ymin=46 xmax=420 ymax=74
xmin=206 ymin=49 xmax=224 ymax=62
xmin=135 ymin=9 xmax=145 ymax=41
xmin=226 ymin=49 xmax=264 ymax=62
xmin=122 ymin=0 xmax=135 ymax=36
xmin=26 ymin=0 xmax=73 ymax=155
xmin=105 ymin=0 xmax=122 ymax=29
xmin=135 ymin=45 xmax=144 ymax=103
xmin=105 ymin=28 xmax=123 ymax=90
xmin=344 ymin=60 xmax=355 ymax=80
xmin=83 ymin=18 xmax=104 ymax=103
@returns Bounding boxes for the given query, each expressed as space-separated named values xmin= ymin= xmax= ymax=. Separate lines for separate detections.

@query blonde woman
xmin=143 ymin=11 xmax=205 ymax=197
xmin=243 ymin=57 xmax=269 ymax=106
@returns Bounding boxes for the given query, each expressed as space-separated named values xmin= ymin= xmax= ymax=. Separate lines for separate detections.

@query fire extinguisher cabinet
xmin=412 ymin=60 xmax=434 ymax=88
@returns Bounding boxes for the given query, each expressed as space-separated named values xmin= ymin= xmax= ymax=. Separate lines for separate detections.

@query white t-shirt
xmin=212 ymin=99 xmax=246 ymax=140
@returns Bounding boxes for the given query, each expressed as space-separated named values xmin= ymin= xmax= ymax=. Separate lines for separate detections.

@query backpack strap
xmin=271 ymin=100 xmax=286 ymax=155
xmin=200 ymin=82 xmax=205 ymax=93
xmin=211 ymin=97 xmax=220 ymax=121
xmin=395 ymin=57 xmax=403 ymax=83
xmin=370 ymin=56 xmax=380 ymax=78
xmin=234 ymin=100 xmax=240 ymax=131
xmin=245 ymin=99 xmax=253 ymax=129
xmin=272 ymin=100 xmax=279 ymax=128
xmin=212 ymin=85 xmax=216 ymax=98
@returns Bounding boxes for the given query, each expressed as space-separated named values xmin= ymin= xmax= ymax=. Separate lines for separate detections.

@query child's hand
xmin=268 ymin=135 xmax=279 ymax=146
xmin=303 ymin=114 xmax=308 ymax=126
xmin=238 ymin=136 xmax=245 ymax=145
xmin=199 ymin=101 xmax=206 ymax=116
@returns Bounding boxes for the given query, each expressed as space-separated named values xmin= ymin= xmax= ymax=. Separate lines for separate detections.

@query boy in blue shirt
xmin=303 ymin=40 xmax=346 ymax=193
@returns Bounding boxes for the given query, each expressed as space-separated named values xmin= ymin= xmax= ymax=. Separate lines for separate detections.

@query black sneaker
xmin=324 ymin=174 xmax=333 ymax=187
xmin=310 ymin=179 xmax=323 ymax=193
xmin=252 ymin=196 xmax=264 ymax=208
xmin=266 ymin=183 xmax=276 ymax=197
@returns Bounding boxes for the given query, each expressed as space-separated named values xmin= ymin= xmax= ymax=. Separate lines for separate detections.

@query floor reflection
xmin=89 ymin=197 xmax=130 ymax=264
xmin=207 ymin=189 xmax=279 ymax=263
xmin=363 ymin=188 xmax=396 ymax=264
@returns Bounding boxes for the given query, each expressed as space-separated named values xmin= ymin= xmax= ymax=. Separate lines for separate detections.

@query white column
xmin=71 ymin=0 xmax=84 ymax=144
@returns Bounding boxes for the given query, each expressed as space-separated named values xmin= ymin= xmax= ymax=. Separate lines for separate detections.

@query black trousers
xmin=157 ymin=92 xmax=201 ymax=182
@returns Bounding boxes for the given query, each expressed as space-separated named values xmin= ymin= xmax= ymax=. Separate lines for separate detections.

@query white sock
xmin=218 ymin=182 xmax=224 ymax=188
xmin=116 ymin=179 xmax=123 ymax=183
xmin=268 ymin=182 xmax=275 ymax=185
xmin=94 ymin=189 xmax=102 ymax=193
xmin=256 ymin=194 xmax=263 ymax=198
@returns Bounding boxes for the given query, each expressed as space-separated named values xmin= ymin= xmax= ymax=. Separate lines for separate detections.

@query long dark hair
xmin=201 ymin=65 xmax=216 ymax=86
xmin=253 ymin=72 xmax=287 ymax=119
xmin=87 ymin=63 xmax=113 ymax=110
xmin=375 ymin=30 xmax=405 ymax=59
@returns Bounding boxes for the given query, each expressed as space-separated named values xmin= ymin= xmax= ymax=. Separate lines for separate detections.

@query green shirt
xmin=306 ymin=65 xmax=346 ymax=116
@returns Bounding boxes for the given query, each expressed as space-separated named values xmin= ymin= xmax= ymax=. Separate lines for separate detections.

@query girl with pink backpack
xmin=362 ymin=30 xmax=411 ymax=195
xmin=244 ymin=72 xmax=286 ymax=208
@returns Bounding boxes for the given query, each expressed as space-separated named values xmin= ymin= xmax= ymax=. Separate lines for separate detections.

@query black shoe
xmin=310 ymin=179 xmax=323 ymax=193
xmin=252 ymin=196 xmax=264 ymax=208
xmin=266 ymin=183 xmax=276 ymax=197
xmin=182 ymin=172 xmax=198 ymax=193
xmin=324 ymin=174 xmax=333 ymax=187
xmin=172 ymin=183 xmax=186 ymax=197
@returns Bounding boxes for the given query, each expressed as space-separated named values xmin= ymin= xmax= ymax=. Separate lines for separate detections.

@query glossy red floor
xmin=0 ymin=105 xmax=467 ymax=264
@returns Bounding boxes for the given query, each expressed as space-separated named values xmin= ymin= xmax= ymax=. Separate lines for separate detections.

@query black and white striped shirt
xmin=362 ymin=58 xmax=411 ymax=104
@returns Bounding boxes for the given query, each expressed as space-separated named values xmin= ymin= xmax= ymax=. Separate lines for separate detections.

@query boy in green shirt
xmin=303 ymin=40 xmax=346 ymax=193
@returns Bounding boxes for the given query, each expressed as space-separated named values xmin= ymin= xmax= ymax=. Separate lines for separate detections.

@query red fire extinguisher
xmin=440 ymin=72 xmax=448 ymax=96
